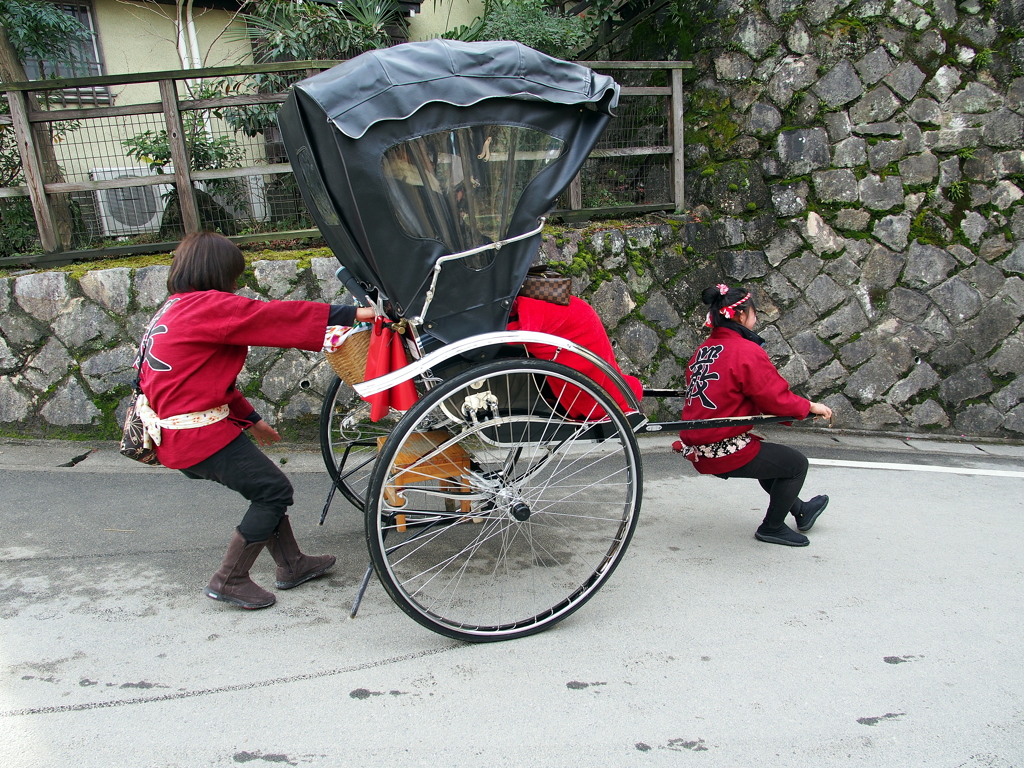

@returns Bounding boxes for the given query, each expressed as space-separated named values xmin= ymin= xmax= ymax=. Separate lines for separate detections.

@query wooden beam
xmin=569 ymin=173 xmax=582 ymax=210
xmin=191 ymin=163 xmax=292 ymax=181
xmin=0 ymin=229 xmax=324 ymax=268
xmin=159 ymin=79 xmax=199 ymax=234
xmin=620 ymin=86 xmax=672 ymax=96
xmin=27 ymin=101 xmax=163 ymax=122
xmin=28 ymin=94 xmax=289 ymax=125
xmin=40 ymin=163 xmax=295 ymax=195
xmin=552 ymin=202 xmax=675 ymax=222
xmin=6 ymin=89 xmax=58 ymax=252
xmin=671 ymin=68 xmax=685 ymax=213
xmin=2 ymin=59 xmax=690 ymax=95
xmin=228 ymin=228 xmax=320 ymax=245
xmin=43 ymin=174 xmax=172 ymax=194
xmin=590 ymin=146 xmax=672 ymax=157
xmin=585 ymin=61 xmax=693 ymax=69
xmin=179 ymin=92 xmax=289 ymax=111
xmin=1 ymin=60 xmax=343 ymax=93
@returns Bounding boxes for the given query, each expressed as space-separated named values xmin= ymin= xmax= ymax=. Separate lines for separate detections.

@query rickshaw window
xmin=382 ymin=126 xmax=564 ymax=269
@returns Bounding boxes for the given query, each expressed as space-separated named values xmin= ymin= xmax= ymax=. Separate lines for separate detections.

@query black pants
xmin=716 ymin=442 xmax=808 ymax=529
xmin=181 ymin=433 xmax=293 ymax=543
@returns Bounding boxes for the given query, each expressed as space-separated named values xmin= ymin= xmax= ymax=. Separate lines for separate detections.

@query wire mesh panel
xmin=10 ymin=71 xmax=319 ymax=254
xmin=0 ymin=60 xmax=684 ymax=264
xmin=52 ymin=111 xmax=178 ymax=245
xmin=556 ymin=65 xmax=679 ymax=213
xmin=175 ymin=74 xmax=315 ymax=236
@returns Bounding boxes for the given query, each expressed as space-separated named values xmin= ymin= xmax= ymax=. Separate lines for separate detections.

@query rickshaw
xmin=279 ymin=40 xmax=788 ymax=642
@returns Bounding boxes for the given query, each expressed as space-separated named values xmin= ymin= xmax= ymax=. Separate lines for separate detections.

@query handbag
xmin=518 ymin=266 xmax=572 ymax=306
xmin=120 ymin=347 xmax=161 ymax=466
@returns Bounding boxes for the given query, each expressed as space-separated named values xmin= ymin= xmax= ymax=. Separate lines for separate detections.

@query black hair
xmin=167 ymin=232 xmax=246 ymax=294
xmin=702 ymin=284 xmax=754 ymax=328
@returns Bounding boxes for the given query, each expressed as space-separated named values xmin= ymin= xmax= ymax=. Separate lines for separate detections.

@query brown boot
xmin=266 ymin=515 xmax=336 ymax=590
xmin=205 ymin=530 xmax=276 ymax=609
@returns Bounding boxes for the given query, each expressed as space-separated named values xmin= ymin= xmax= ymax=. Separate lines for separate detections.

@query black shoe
xmin=793 ymin=495 xmax=829 ymax=532
xmin=755 ymin=524 xmax=809 ymax=547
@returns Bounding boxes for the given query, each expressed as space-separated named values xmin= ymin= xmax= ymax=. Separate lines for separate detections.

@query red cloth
xmin=678 ymin=326 xmax=810 ymax=474
xmin=506 ymin=296 xmax=643 ymax=419
xmin=138 ymin=291 xmax=329 ymax=469
xmin=364 ymin=324 xmax=418 ymax=421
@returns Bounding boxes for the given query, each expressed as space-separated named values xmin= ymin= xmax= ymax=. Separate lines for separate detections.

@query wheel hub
xmin=491 ymin=484 xmax=531 ymax=521
xmin=510 ymin=501 xmax=532 ymax=521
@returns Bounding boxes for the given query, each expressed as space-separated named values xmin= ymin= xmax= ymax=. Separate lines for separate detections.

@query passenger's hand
xmin=809 ymin=401 xmax=833 ymax=420
xmin=248 ymin=419 xmax=281 ymax=446
xmin=355 ymin=307 xmax=376 ymax=322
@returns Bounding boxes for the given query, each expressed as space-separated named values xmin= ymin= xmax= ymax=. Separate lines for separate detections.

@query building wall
xmin=94 ymin=0 xmax=253 ymax=104
xmin=407 ymin=0 xmax=485 ymax=41
xmin=33 ymin=0 xmax=483 ymax=189
xmin=41 ymin=2 xmax=262 ymax=234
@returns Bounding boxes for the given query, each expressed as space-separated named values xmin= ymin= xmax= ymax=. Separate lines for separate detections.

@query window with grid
xmin=21 ymin=2 xmax=110 ymax=106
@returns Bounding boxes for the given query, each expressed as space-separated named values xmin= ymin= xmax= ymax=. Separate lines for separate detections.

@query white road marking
xmin=809 ymin=458 xmax=1024 ymax=478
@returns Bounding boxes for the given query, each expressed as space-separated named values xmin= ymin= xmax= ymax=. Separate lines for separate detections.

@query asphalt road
xmin=1 ymin=428 xmax=1023 ymax=767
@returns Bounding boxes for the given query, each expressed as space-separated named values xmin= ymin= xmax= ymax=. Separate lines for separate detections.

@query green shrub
xmin=460 ymin=0 xmax=593 ymax=59
xmin=0 ymin=197 xmax=40 ymax=257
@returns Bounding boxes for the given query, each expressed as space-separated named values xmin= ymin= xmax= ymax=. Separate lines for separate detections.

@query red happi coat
xmin=507 ymin=296 xmax=644 ymax=419
xmin=679 ymin=326 xmax=810 ymax=474
xmin=138 ymin=291 xmax=329 ymax=469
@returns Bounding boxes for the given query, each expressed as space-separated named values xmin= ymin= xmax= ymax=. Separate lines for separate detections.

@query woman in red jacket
xmin=138 ymin=232 xmax=374 ymax=609
xmin=678 ymin=284 xmax=833 ymax=547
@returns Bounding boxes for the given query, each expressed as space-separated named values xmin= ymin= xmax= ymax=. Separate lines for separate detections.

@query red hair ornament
xmin=704 ymin=292 xmax=752 ymax=327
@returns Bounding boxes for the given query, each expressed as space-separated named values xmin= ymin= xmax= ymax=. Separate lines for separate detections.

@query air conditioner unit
xmin=90 ymin=167 xmax=175 ymax=236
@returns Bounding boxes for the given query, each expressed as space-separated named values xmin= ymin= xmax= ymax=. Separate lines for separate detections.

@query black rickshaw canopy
xmin=279 ymin=40 xmax=620 ymax=346
xmin=302 ymin=39 xmax=619 ymax=139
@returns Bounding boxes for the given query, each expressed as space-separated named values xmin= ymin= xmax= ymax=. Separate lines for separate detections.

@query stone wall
xmin=3 ymin=212 xmax=1022 ymax=439
xmin=666 ymin=0 xmax=1024 ymax=436
xmin=0 ymin=259 xmax=354 ymax=439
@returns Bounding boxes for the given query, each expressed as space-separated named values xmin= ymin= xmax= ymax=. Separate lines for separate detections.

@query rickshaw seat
xmin=376 ymin=431 xmax=473 ymax=527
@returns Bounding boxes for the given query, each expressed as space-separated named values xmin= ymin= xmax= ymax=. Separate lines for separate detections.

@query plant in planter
xmin=122 ymin=103 xmax=246 ymax=237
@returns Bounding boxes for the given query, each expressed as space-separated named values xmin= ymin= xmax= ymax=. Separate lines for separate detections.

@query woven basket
xmin=324 ymin=328 xmax=371 ymax=387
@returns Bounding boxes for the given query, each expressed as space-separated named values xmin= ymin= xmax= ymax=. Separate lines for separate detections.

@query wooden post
xmin=7 ymin=89 xmax=59 ymax=252
xmin=569 ymin=173 xmax=582 ymax=210
xmin=159 ymin=79 xmax=200 ymax=234
xmin=671 ymin=67 xmax=685 ymax=214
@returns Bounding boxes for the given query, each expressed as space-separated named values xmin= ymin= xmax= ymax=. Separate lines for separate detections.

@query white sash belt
xmin=135 ymin=394 xmax=230 ymax=447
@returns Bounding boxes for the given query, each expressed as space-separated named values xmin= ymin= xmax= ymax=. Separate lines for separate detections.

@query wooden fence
xmin=0 ymin=59 xmax=690 ymax=268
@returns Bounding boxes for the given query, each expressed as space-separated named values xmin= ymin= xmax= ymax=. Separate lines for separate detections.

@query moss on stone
xmin=561 ymin=237 xmax=600 ymax=277
xmin=686 ymin=90 xmax=741 ymax=158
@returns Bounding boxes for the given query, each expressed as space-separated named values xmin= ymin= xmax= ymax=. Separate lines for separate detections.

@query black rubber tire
xmin=319 ymin=375 xmax=395 ymax=511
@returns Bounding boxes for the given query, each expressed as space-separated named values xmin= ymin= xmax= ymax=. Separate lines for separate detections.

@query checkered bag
xmin=518 ymin=266 xmax=572 ymax=306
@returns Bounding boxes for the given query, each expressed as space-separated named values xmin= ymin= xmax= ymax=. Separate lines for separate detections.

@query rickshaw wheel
xmin=366 ymin=358 xmax=642 ymax=642
xmin=319 ymin=375 xmax=396 ymax=511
